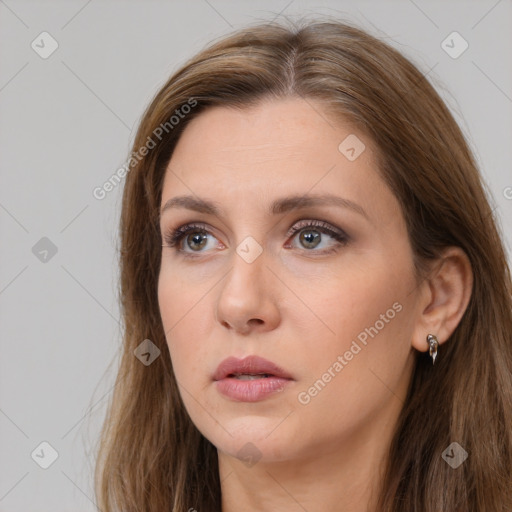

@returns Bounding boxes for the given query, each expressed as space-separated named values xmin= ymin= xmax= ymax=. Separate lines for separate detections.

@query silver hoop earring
xmin=427 ymin=334 xmax=439 ymax=365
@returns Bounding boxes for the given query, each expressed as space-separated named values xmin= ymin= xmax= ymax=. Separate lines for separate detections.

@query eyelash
xmin=162 ymin=220 xmax=349 ymax=258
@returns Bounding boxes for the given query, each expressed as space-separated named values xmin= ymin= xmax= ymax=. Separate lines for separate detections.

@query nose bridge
xmin=215 ymin=234 xmax=280 ymax=332
xmin=225 ymin=235 xmax=267 ymax=295
xmin=224 ymin=208 xmax=285 ymax=294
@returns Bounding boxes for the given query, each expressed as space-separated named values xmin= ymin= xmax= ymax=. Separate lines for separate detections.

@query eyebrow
xmin=160 ymin=193 xmax=369 ymax=220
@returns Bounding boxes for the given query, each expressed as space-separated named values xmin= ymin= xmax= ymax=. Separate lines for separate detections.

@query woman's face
xmin=158 ymin=97 xmax=422 ymax=467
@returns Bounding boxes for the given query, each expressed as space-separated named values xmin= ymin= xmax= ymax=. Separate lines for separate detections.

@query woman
xmin=94 ymin=19 xmax=512 ymax=511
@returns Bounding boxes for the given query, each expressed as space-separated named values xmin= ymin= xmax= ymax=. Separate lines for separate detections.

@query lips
xmin=213 ymin=355 xmax=294 ymax=402
xmin=213 ymin=355 xmax=293 ymax=381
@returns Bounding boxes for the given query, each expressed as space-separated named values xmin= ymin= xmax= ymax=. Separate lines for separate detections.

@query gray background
xmin=0 ymin=1 xmax=511 ymax=510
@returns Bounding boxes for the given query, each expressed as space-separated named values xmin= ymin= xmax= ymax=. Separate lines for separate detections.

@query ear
xmin=411 ymin=247 xmax=473 ymax=353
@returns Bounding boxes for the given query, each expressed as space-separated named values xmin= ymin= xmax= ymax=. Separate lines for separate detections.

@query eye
xmin=162 ymin=219 xmax=348 ymax=257
xmin=162 ymin=223 xmax=222 ymax=255
xmin=284 ymin=219 xmax=348 ymax=254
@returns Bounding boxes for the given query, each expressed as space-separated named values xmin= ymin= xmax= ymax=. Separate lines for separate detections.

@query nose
xmin=215 ymin=246 xmax=281 ymax=336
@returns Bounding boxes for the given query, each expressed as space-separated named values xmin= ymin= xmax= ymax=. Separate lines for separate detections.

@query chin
xmin=202 ymin=416 xmax=300 ymax=464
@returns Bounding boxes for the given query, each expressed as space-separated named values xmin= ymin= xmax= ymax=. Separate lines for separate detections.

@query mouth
xmin=213 ymin=356 xmax=293 ymax=402
xmin=227 ymin=373 xmax=275 ymax=380
xmin=213 ymin=355 xmax=293 ymax=381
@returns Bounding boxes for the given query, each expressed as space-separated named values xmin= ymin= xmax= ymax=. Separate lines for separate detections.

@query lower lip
xmin=215 ymin=376 xmax=292 ymax=402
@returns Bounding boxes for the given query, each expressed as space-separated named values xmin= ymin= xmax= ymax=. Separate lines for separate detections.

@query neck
xmin=218 ymin=411 xmax=396 ymax=512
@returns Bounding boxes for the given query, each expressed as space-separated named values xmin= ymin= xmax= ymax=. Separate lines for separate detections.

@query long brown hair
xmin=94 ymin=19 xmax=512 ymax=511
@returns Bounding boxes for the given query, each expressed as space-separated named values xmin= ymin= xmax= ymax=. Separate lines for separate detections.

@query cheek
xmin=296 ymin=251 xmax=415 ymax=381
xmin=157 ymin=265 xmax=210 ymax=382
xmin=303 ymin=258 xmax=408 ymax=341
xmin=158 ymin=256 xmax=217 ymax=328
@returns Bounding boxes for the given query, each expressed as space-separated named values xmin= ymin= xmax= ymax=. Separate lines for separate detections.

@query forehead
xmin=159 ymin=97 xmax=398 ymax=225
xmin=169 ymin=97 xmax=357 ymax=164
xmin=165 ymin=98 xmax=369 ymax=179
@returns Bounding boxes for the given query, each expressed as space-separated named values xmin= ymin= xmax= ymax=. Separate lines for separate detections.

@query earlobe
xmin=411 ymin=247 xmax=473 ymax=358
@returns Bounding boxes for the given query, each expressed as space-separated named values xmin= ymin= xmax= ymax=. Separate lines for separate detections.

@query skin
xmin=157 ymin=97 xmax=473 ymax=511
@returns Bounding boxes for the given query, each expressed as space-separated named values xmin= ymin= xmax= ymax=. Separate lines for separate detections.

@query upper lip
xmin=213 ymin=355 xmax=293 ymax=381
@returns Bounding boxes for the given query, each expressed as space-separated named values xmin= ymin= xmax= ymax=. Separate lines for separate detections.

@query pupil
xmin=300 ymin=230 xmax=320 ymax=248
xmin=188 ymin=233 xmax=207 ymax=250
